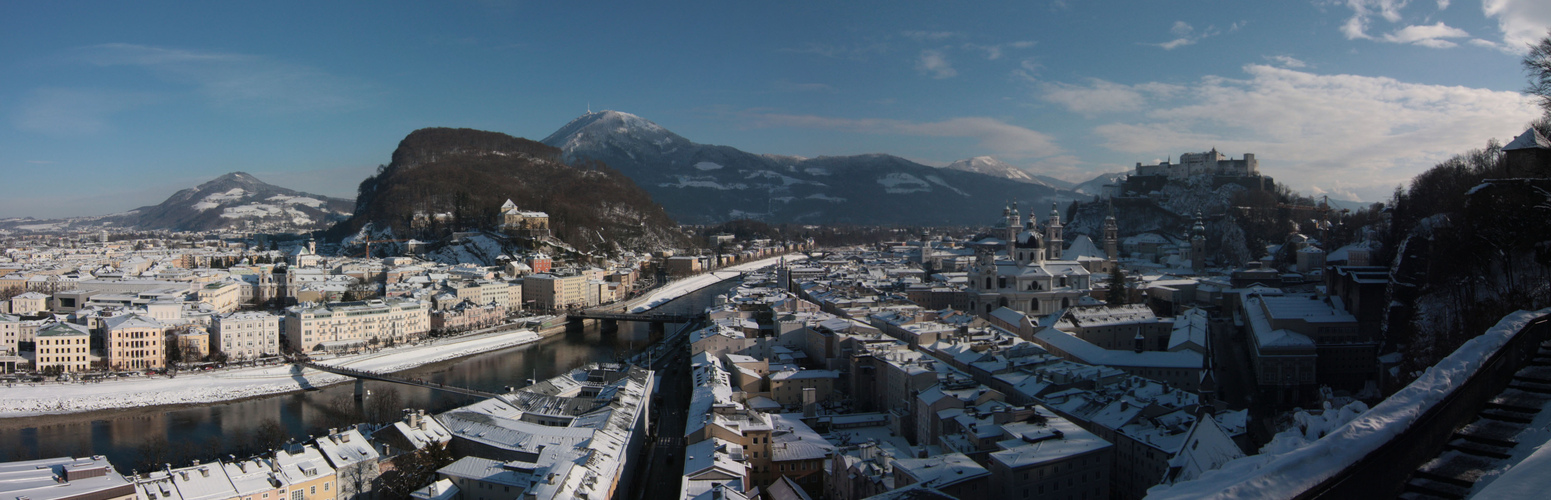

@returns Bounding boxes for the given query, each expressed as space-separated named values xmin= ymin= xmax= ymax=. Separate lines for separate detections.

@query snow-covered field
xmin=629 ymin=254 xmax=807 ymax=313
xmin=0 ymin=328 xmax=541 ymax=418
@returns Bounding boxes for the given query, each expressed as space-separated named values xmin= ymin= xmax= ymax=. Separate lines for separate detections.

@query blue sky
xmin=3 ymin=1 xmax=1548 ymax=218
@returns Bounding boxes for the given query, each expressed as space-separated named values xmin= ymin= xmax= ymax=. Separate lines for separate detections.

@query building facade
xmin=214 ymin=311 xmax=282 ymax=360
xmin=285 ymin=298 xmax=431 ymax=353
xmin=104 ymin=314 xmax=166 ymax=371
xmin=36 ymin=322 xmax=92 ymax=373
xmin=967 ymin=205 xmax=1092 ymax=319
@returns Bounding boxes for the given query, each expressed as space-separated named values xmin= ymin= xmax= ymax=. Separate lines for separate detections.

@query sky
xmin=3 ymin=1 xmax=1549 ymax=218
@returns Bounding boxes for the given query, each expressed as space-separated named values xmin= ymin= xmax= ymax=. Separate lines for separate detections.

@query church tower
xmin=1005 ymin=203 xmax=1021 ymax=256
xmin=1191 ymin=212 xmax=1206 ymax=273
xmin=1046 ymin=202 xmax=1063 ymax=260
xmin=1104 ymin=204 xmax=1119 ymax=261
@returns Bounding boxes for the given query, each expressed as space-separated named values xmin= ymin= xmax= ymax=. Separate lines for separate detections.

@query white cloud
xmin=1038 ymin=79 xmax=1185 ymax=116
xmin=1381 ymin=22 xmax=1470 ymax=48
xmin=916 ymin=50 xmax=957 ymax=79
xmin=742 ymin=113 xmax=1063 ymax=159
xmin=1340 ymin=0 xmax=1412 ymax=39
xmin=962 ymin=41 xmax=1038 ymax=60
xmin=71 ymin=43 xmax=370 ymax=114
xmin=1481 ymin=0 xmax=1551 ymax=52
xmin=1264 ymin=55 xmax=1309 ymax=68
xmin=1158 ymin=37 xmax=1197 ymax=50
xmin=1084 ymin=64 xmax=1540 ymax=202
xmin=1149 ymin=20 xmax=1221 ymax=49
xmin=1437 ymin=0 xmax=1450 ymax=9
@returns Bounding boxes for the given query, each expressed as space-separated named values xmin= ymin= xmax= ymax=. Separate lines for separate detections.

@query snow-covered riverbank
xmin=0 ymin=254 xmax=801 ymax=419
xmin=629 ymin=254 xmax=807 ymax=313
xmin=0 ymin=328 xmax=540 ymax=418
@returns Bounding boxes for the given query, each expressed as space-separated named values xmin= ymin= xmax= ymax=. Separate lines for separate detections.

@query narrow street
xmin=634 ymin=323 xmax=695 ymax=500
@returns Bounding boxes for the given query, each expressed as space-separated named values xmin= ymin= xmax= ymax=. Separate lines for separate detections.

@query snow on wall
xmin=1148 ymin=307 xmax=1551 ymax=500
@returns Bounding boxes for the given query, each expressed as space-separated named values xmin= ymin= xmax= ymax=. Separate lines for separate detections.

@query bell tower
xmin=1046 ymin=202 xmax=1063 ymax=260
xmin=1005 ymin=202 xmax=1020 ymax=256
xmin=1104 ymin=203 xmax=1119 ymax=261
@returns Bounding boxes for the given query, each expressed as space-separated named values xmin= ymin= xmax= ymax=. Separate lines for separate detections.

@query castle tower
xmin=1191 ymin=212 xmax=1206 ymax=273
xmin=1046 ymin=202 xmax=1063 ymax=260
xmin=1104 ymin=203 xmax=1119 ymax=261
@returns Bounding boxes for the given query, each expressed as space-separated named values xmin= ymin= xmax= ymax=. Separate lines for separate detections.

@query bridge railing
xmin=1148 ymin=308 xmax=1551 ymax=500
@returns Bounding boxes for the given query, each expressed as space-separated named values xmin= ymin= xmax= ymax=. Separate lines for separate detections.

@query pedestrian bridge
xmin=566 ymin=311 xmax=699 ymax=323
xmin=297 ymin=361 xmax=502 ymax=400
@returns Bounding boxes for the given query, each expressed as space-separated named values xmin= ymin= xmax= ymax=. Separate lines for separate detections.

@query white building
xmin=284 ymin=298 xmax=430 ymax=353
xmin=213 ymin=311 xmax=281 ymax=360
xmin=967 ymin=205 xmax=1093 ymax=318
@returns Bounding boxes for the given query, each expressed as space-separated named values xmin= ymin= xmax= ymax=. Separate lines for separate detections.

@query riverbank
xmin=0 ymin=254 xmax=803 ymax=420
xmin=0 ymin=327 xmax=541 ymax=419
xmin=629 ymin=254 xmax=807 ymax=313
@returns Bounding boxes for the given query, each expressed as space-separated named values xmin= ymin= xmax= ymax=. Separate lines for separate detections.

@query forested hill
xmin=328 ymin=127 xmax=687 ymax=254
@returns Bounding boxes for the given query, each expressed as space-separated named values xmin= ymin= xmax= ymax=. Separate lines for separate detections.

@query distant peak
xmin=542 ymin=109 xmax=681 ymax=151
xmin=197 ymin=171 xmax=268 ymax=190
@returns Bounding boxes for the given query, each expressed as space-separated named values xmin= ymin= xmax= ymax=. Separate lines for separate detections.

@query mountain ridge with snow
xmin=541 ymin=110 xmax=1084 ymax=225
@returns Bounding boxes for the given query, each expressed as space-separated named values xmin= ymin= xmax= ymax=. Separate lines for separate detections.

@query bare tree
xmin=1526 ymin=30 xmax=1551 ymax=114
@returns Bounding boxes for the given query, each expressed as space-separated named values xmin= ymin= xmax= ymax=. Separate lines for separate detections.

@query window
xmin=291 ymin=491 xmax=303 ymax=500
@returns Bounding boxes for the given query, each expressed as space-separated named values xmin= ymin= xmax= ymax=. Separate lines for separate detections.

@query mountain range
xmin=541 ymin=110 xmax=1091 ymax=225
xmin=1 ymin=110 xmax=1144 ymax=237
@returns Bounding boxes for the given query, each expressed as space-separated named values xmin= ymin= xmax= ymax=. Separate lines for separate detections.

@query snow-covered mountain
xmin=541 ymin=110 xmax=1081 ymax=225
xmin=943 ymin=156 xmax=1059 ymax=188
xmin=129 ymin=172 xmax=353 ymax=232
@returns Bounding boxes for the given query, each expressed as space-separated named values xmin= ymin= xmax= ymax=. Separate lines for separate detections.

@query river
xmin=0 ymin=279 xmax=737 ymax=472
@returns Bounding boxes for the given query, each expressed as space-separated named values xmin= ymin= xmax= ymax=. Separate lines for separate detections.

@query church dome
xmin=1015 ymin=230 xmax=1044 ymax=248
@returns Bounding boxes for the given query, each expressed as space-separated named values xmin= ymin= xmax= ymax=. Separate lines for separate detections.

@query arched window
xmin=985 ymin=277 xmax=993 ymax=290
xmin=1031 ymin=301 xmax=1040 ymax=312
xmin=998 ymin=277 xmax=1007 ymax=289
xmin=999 ymin=297 xmax=1009 ymax=308
xmin=1061 ymin=297 xmax=1071 ymax=308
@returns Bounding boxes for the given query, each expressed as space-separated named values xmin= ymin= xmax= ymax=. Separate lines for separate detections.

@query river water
xmin=0 ymin=280 xmax=736 ymax=471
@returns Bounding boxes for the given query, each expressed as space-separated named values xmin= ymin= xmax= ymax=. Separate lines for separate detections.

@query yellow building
xmin=521 ymin=273 xmax=589 ymax=310
xmin=178 ymin=328 xmax=211 ymax=360
xmin=103 ymin=314 xmax=165 ymax=371
xmin=36 ymin=322 xmax=91 ymax=373
xmin=271 ymin=444 xmax=337 ymax=500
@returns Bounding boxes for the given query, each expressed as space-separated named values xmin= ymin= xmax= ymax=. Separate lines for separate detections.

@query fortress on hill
xmin=1134 ymin=148 xmax=1258 ymax=178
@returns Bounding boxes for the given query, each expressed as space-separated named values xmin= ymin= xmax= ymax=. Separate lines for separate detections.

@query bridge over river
xmin=297 ymin=361 xmax=503 ymax=400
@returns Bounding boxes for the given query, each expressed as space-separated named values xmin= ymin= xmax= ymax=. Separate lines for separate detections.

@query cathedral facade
xmin=966 ymin=203 xmax=1096 ymax=318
